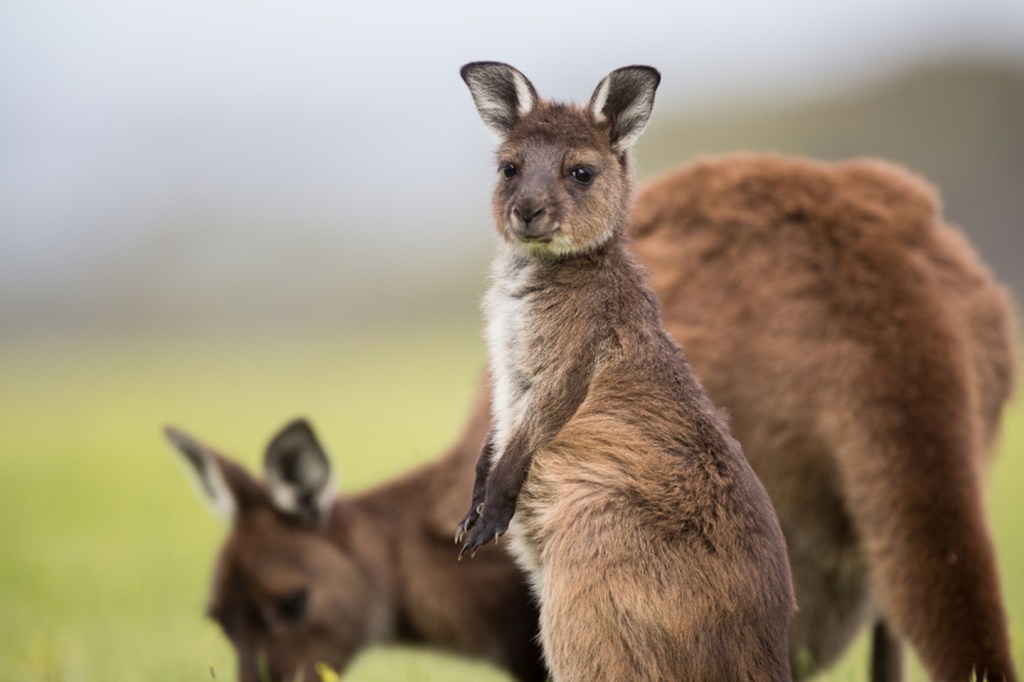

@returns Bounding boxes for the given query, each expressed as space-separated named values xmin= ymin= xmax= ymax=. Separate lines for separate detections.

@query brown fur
xmin=456 ymin=64 xmax=794 ymax=681
xmin=631 ymin=154 xmax=1018 ymax=681
xmin=174 ymin=153 xmax=1017 ymax=681
xmin=167 ymin=395 xmax=546 ymax=682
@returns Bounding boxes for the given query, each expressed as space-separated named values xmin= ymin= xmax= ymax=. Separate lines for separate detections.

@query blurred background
xmin=1 ymin=1 xmax=1022 ymax=680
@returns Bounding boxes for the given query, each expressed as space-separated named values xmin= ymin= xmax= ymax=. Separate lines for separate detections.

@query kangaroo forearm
xmin=485 ymin=375 xmax=590 ymax=509
xmin=457 ymin=427 xmax=536 ymax=554
xmin=485 ymin=430 xmax=532 ymax=511
xmin=468 ymin=431 xmax=495 ymax=508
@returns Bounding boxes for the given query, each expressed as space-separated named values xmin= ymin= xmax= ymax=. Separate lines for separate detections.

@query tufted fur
xmin=456 ymin=64 xmax=794 ymax=681
xmin=632 ymin=154 xmax=1018 ymax=681
xmin=175 ymin=153 xmax=1017 ymax=682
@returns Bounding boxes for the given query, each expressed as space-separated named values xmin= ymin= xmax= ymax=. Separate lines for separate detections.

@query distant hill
xmin=637 ymin=58 xmax=1024 ymax=299
xmin=3 ymin=58 xmax=1021 ymax=339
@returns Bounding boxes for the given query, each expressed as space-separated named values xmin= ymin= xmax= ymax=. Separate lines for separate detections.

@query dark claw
xmin=455 ymin=503 xmax=484 ymax=546
xmin=458 ymin=499 xmax=514 ymax=559
xmin=459 ymin=526 xmax=488 ymax=560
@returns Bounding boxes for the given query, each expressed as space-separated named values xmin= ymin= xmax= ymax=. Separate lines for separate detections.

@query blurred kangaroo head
xmin=461 ymin=62 xmax=659 ymax=257
xmin=165 ymin=420 xmax=373 ymax=682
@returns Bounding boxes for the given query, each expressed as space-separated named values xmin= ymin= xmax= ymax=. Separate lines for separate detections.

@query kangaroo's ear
xmin=461 ymin=62 xmax=539 ymax=140
xmin=588 ymin=66 xmax=661 ymax=153
xmin=164 ymin=425 xmax=262 ymax=522
xmin=264 ymin=418 xmax=336 ymax=524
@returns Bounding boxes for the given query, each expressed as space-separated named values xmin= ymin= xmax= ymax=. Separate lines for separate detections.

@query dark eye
xmin=273 ymin=588 xmax=308 ymax=622
xmin=570 ymin=167 xmax=594 ymax=185
xmin=500 ymin=163 xmax=518 ymax=180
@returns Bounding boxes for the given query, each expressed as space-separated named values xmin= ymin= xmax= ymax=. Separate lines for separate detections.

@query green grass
xmin=0 ymin=326 xmax=1021 ymax=681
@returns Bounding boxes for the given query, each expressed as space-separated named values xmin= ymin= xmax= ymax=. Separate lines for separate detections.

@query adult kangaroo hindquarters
xmin=632 ymin=154 xmax=1018 ymax=681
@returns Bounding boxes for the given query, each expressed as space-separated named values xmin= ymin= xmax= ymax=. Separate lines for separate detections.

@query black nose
xmin=513 ymin=202 xmax=545 ymax=226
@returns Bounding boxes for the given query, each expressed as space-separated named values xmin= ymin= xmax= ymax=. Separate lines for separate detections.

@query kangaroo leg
xmin=870 ymin=619 xmax=902 ymax=682
xmin=833 ymin=406 xmax=1016 ymax=682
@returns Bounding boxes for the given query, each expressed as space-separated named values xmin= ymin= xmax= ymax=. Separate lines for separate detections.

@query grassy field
xmin=0 ymin=325 xmax=1021 ymax=681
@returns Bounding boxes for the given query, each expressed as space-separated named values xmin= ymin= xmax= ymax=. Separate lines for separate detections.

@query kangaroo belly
xmin=509 ymin=435 xmax=793 ymax=681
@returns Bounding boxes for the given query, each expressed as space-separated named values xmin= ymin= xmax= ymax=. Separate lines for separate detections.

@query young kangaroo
xmin=454 ymin=63 xmax=794 ymax=681
xmin=165 ymin=404 xmax=546 ymax=682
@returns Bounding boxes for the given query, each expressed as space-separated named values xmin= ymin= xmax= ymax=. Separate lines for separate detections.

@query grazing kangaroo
xmin=453 ymin=62 xmax=793 ymax=681
xmin=170 ymin=159 xmax=1017 ymax=681
xmin=164 ymin=403 xmax=547 ymax=682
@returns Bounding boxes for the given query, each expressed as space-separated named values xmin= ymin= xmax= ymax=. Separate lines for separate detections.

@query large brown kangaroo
xmin=453 ymin=62 xmax=793 ymax=681
xmin=169 ymin=153 xmax=1016 ymax=681
xmin=634 ymin=153 xmax=1017 ymax=682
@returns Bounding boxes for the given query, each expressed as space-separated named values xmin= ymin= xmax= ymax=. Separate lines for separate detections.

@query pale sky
xmin=1 ymin=0 xmax=1022 ymax=327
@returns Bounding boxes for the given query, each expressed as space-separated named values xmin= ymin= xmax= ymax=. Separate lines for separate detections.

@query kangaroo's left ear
xmin=264 ymin=418 xmax=336 ymax=525
xmin=461 ymin=61 xmax=539 ymax=140
xmin=164 ymin=425 xmax=263 ymax=522
xmin=588 ymin=66 xmax=661 ymax=153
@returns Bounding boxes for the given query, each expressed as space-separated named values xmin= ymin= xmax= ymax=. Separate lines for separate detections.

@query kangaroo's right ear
xmin=164 ymin=425 xmax=262 ymax=522
xmin=588 ymin=65 xmax=660 ymax=153
xmin=264 ymin=418 xmax=336 ymax=525
xmin=461 ymin=62 xmax=538 ymax=140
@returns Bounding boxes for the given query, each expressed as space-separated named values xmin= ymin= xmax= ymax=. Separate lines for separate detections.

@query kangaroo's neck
xmin=493 ymin=229 xmax=630 ymax=288
xmin=325 ymin=497 xmax=401 ymax=645
xmin=328 ymin=455 xmax=477 ymax=650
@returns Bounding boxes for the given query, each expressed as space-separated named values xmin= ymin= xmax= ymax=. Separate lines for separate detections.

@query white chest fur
xmin=483 ymin=252 xmax=536 ymax=462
